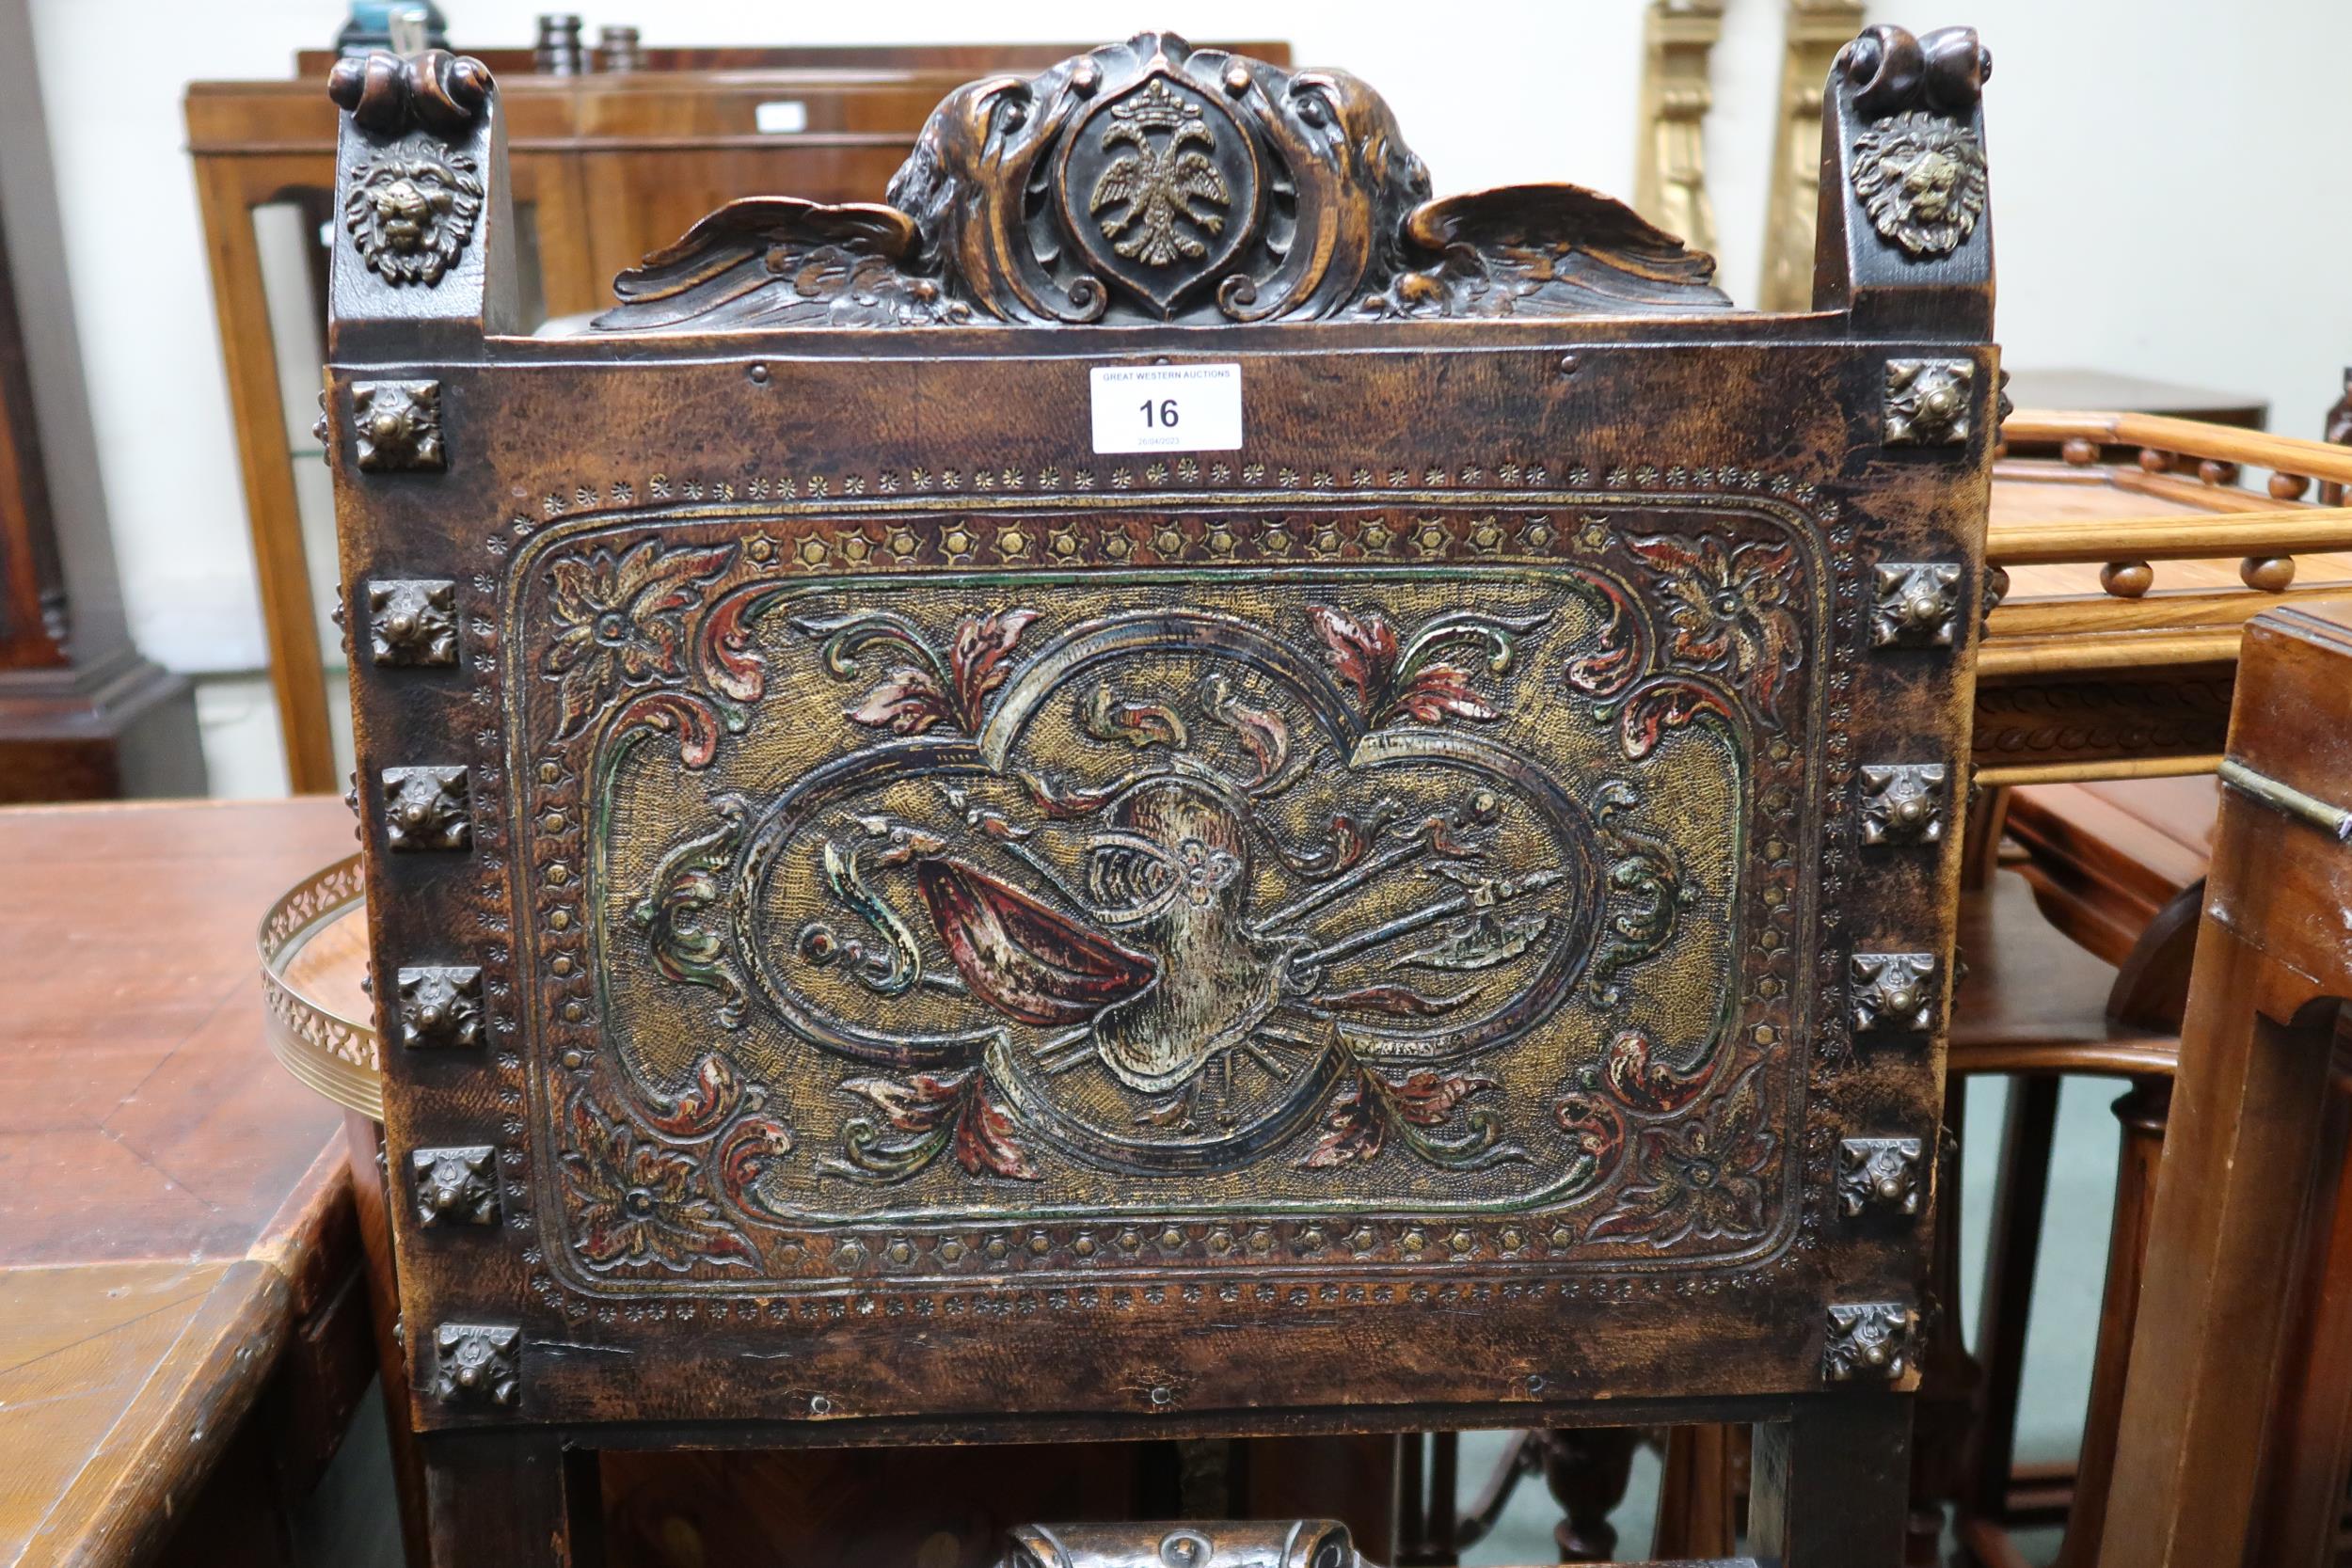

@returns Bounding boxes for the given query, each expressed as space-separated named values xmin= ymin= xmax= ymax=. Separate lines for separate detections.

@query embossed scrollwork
xmin=558 ymin=1094 xmax=759 ymax=1271
xmin=516 ymin=492 xmax=1831 ymax=1278
xmin=631 ymin=798 xmax=751 ymax=1026
xmin=1585 ymin=779 xmax=1695 ymax=1004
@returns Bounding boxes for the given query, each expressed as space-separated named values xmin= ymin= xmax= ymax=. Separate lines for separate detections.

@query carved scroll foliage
xmin=558 ymin=1094 xmax=759 ymax=1271
xmin=1589 ymin=1062 xmax=1774 ymax=1246
xmin=595 ymin=33 xmax=1730 ymax=330
xmin=328 ymin=48 xmax=492 ymax=139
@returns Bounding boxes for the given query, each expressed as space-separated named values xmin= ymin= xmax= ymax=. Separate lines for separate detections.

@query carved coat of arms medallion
xmin=1056 ymin=66 xmax=1261 ymax=316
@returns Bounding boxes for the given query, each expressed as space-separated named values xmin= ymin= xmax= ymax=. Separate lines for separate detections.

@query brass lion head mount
xmin=1836 ymin=24 xmax=1992 ymax=261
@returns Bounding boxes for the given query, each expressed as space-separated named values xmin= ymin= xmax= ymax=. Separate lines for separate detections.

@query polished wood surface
xmin=1975 ymin=416 xmax=2352 ymax=786
xmin=0 ymin=798 xmax=369 ymax=1568
xmin=2001 ymin=371 xmax=2265 ymax=430
xmin=2100 ymin=598 xmax=2352 ymax=1568
xmin=187 ymin=43 xmax=1289 ymax=795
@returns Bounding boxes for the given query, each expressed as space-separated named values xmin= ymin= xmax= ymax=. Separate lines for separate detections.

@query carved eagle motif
xmin=1089 ymin=118 xmax=1229 ymax=268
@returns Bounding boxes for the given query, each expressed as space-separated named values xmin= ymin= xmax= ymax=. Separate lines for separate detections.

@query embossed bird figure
xmin=1089 ymin=81 xmax=1229 ymax=266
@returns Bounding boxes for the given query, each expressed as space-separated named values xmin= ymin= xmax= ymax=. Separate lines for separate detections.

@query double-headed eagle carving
xmin=1088 ymin=79 xmax=1230 ymax=267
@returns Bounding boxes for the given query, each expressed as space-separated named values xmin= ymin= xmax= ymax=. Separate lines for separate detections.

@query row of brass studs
xmin=344 ymin=375 xmax=514 ymax=1406
xmin=1835 ymin=372 xmax=1971 ymax=1373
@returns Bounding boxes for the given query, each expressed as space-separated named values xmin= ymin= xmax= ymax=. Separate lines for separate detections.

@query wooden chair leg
xmin=1540 ymin=1427 xmax=1637 ymax=1561
xmin=1396 ymin=1433 xmax=1466 ymax=1567
xmin=1751 ymin=1398 xmax=1912 ymax=1567
xmin=2050 ymin=1075 xmax=2169 ymax=1568
xmin=1425 ymin=1431 xmax=1458 ymax=1564
xmin=344 ymin=1111 xmax=431 ymax=1568
xmin=420 ymin=1430 xmax=600 ymax=1568
xmin=2097 ymin=925 xmax=2345 ymax=1568
xmin=1393 ymin=1433 xmax=1427 ymax=1563
xmin=2097 ymin=603 xmax=2352 ymax=1568
xmin=2250 ymin=1065 xmax=2352 ymax=1566
xmin=1909 ymin=1111 xmax=1979 ymax=1565
xmin=1652 ymin=1425 xmax=1740 ymax=1558
xmin=1963 ymin=1074 xmax=2059 ymax=1522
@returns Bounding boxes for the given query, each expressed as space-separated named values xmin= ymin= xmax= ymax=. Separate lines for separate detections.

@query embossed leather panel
xmin=327 ymin=28 xmax=1995 ymax=1435
xmin=520 ymin=499 xmax=1822 ymax=1291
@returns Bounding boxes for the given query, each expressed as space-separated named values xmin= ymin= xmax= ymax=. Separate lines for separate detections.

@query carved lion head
xmin=1851 ymin=110 xmax=1987 ymax=259
xmin=344 ymin=145 xmax=484 ymax=286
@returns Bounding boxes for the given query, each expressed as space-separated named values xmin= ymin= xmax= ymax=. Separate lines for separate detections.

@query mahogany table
xmin=0 ymin=798 xmax=377 ymax=1568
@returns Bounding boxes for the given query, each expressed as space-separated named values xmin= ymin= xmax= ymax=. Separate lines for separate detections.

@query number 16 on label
xmin=1089 ymin=363 xmax=1244 ymax=454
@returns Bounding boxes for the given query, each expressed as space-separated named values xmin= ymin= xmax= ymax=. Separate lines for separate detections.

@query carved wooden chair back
xmin=323 ymin=26 xmax=1996 ymax=1567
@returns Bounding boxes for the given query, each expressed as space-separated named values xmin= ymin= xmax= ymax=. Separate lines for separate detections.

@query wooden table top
xmin=1993 ymin=463 xmax=2352 ymax=602
xmin=0 ymin=798 xmax=358 ymax=1568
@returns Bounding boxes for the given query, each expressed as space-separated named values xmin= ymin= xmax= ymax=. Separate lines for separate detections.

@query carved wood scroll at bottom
xmin=592 ymin=32 xmax=1731 ymax=331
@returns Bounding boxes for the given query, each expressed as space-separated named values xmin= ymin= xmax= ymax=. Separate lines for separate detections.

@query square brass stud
xmin=396 ymin=965 xmax=482 ymax=1049
xmin=1869 ymin=562 xmax=1963 ymax=648
xmin=433 ymin=1323 xmax=519 ymax=1405
xmin=369 ymin=578 xmax=457 ymax=666
xmin=1860 ymin=763 xmax=1947 ymax=846
xmin=382 ymin=765 xmax=470 ymax=850
xmin=1884 ymin=358 xmax=1973 ymax=447
xmin=1825 ymin=1301 xmax=1915 ymax=1381
xmin=1837 ymin=1137 xmax=1924 ymax=1216
xmin=1851 ymin=951 xmax=1936 ymax=1034
xmin=411 ymin=1145 xmax=500 ymax=1227
xmin=352 ymin=380 xmax=445 ymax=471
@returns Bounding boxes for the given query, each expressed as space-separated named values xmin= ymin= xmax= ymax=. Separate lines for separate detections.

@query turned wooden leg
xmin=1394 ymin=1433 xmax=1427 ymax=1562
xmin=1425 ymin=1431 xmax=1458 ymax=1564
xmin=2051 ymin=1076 xmax=2169 ymax=1568
xmin=1751 ymin=1397 xmax=1912 ymax=1568
xmin=1392 ymin=1431 xmax=1464 ymax=1567
xmin=420 ymin=1430 xmax=601 ymax=1568
xmin=1964 ymin=1075 xmax=2059 ymax=1523
xmin=1541 ymin=1427 xmax=1637 ymax=1561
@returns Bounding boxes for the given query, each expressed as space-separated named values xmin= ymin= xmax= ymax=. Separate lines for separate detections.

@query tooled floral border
xmin=446 ymin=456 xmax=1866 ymax=1317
